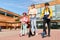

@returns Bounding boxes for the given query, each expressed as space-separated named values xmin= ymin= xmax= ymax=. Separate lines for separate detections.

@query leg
xmin=41 ymin=20 xmax=47 ymax=38
xmin=20 ymin=24 xmax=24 ymax=36
xmin=24 ymin=23 xmax=28 ymax=35
xmin=22 ymin=24 xmax=25 ymax=35
xmin=47 ymin=19 xmax=51 ymax=36
xmin=31 ymin=20 xmax=35 ymax=34
xmin=28 ymin=22 xmax=33 ymax=37
xmin=28 ymin=20 xmax=34 ymax=37
xmin=43 ymin=20 xmax=47 ymax=34
xmin=34 ymin=19 xmax=37 ymax=35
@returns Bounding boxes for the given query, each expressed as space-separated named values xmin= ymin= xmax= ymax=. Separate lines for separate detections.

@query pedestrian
xmin=19 ymin=12 xmax=29 ymax=37
xmin=40 ymin=2 xmax=53 ymax=38
xmin=28 ymin=4 xmax=37 ymax=37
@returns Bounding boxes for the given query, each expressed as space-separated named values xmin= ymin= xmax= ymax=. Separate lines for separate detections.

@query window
xmin=0 ymin=10 xmax=17 ymax=18
xmin=50 ymin=5 xmax=56 ymax=17
xmin=0 ymin=11 xmax=5 ymax=15
xmin=37 ymin=8 xmax=41 ymax=14
xmin=7 ymin=14 xmax=14 ymax=17
xmin=55 ymin=5 xmax=60 ymax=20
xmin=56 ymin=5 xmax=60 ymax=13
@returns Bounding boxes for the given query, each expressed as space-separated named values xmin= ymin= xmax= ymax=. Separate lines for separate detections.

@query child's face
xmin=23 ymin=14 xmax=26 ymax=16
xmin=45 ymin=5 xmax=49 ymax=9
xmin=31 ymin=6 xmax=35 ymax=9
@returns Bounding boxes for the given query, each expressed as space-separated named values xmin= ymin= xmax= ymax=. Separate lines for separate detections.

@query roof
xmin=0 ymin=8 xmax=20 ymax=17
xmin=35 ymin=1 xmax=56 ymax=8
xmin=29 ymin=1 xmax=56 ymax=8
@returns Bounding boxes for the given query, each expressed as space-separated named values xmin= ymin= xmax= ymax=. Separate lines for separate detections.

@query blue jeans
xmin=30 ymin=17 xmax=37 ymax=33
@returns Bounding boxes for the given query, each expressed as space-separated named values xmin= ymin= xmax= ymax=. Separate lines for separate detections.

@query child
xmin=19 ymin=12 xmax=29 ymax=37
xmin=28 ymin=4 xmax=37 ymax=37
xmin=40 ymin=2 xmax=52 ymax=38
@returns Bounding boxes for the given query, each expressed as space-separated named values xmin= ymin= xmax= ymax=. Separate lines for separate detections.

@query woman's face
xmin=31 ymin=6 xmax=35 ymax=9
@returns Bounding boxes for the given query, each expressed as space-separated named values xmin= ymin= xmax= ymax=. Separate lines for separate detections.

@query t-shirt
xmin=29 ymin=8 xmax=37 ymax=18
xmin=44 ymin=11 xmax=50 ymax=15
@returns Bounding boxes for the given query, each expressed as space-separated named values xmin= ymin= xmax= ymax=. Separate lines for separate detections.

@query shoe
xmin=47 ymin=35 xmax=50 ymax=37
xmin=19 ymin=34 xmax=22 ymax=37
xmin=36 ymin=33 xmax=38 ymax=35
xmin=41 ymin=32 xmax=47 ymax=38
xmin=22 ymin=34 xmax=25 ymax=36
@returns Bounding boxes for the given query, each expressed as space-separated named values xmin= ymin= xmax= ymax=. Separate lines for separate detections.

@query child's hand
xmin=48 ymin=16 xmax=50 ymax=19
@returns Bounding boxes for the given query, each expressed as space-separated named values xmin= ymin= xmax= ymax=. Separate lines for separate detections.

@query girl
xmin=19 ymin=12 xmax=29 ymax=37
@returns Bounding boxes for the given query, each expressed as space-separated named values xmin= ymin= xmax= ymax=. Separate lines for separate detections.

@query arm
xmin=48 ymin=8 xmax=53 ymax=19
xmin=40 ymin=10 xmax=44 ymax=19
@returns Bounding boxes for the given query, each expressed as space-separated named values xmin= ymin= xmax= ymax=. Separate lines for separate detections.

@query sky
xmin=0 ymin=0 xmax=52 ymax=15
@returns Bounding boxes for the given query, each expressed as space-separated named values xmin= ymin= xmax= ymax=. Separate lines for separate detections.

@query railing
xmin=0 ymin=21 xmax=21 ymax=29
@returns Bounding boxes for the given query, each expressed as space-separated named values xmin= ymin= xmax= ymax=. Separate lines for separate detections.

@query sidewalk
xmin=0 ymin=29 xmax=60 ymax=40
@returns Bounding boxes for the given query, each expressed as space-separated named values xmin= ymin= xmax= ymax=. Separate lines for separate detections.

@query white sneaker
xmin=32 ymin=32 xmax=34 ymax=35
xmin=36 ymin=33 xmax=38 ymax=35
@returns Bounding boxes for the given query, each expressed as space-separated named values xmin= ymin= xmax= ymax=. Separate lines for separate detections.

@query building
xmin=0 ymin=8 xmax=20 ymax=29
xmin=28 ymin=0 xmax=60 ymax=21
xmin=28 ymin=0 xmax=60 ymax=28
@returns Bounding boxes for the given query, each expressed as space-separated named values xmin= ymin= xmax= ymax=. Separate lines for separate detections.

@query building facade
xmin=28 ymin=0 xmax=60 ymax=21
xmin=0 ymin=8 xmax=20 ymax=29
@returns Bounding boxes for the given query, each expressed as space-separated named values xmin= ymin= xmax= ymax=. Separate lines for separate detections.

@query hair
xmin=31 ymin=4 xmax=35 ymax=8
xmin=45 ymin=2 xmax=49 ymax=6
xmin=31 ymin=4 xmax=35 ymax=6
xmin=23 ymin=12 xmax=27 ymax=15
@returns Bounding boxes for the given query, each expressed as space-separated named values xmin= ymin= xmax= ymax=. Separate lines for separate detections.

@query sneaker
xmin=41 ymin=32 xmax=47 ymax=38
xmin=22 ymin=34 xmax=25 ymax=36
xmin=32 ymin=32 xmax=34 ymax=35
xmin=19 ymin=34 xmax=22 ymax=37
xmin=36 ymin=33 xmax=38 ymax=35
xmin=47 ymin=35 xmax=50 ymax=37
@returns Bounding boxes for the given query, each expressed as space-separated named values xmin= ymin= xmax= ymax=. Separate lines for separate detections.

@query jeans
xmin=20 ymin=23 xmax=27 ymax=35
xmin=30 ymin=17 xmax=37 ymax=33
xmin=43 ymin=19 xmax=50 ymax=36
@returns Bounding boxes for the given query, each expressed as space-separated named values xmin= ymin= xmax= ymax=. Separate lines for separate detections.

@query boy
xmin=40 ymin=2 xmax=53 ymax=38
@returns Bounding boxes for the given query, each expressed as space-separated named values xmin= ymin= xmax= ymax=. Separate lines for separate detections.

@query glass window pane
xmin=50 ymin=6 xmax=56 ymax=17
xmin=0 ymin=11 xmax=5 ymax=15
xmin=7 ymin=14 xmax=14 ymax=17
xmin=37 ymin=8 xmax=41 ymax=14
xmin=56 ymin=5 xmax=60 ymax=18
xmin=56 ymin=5 xmax=60 ymax=13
